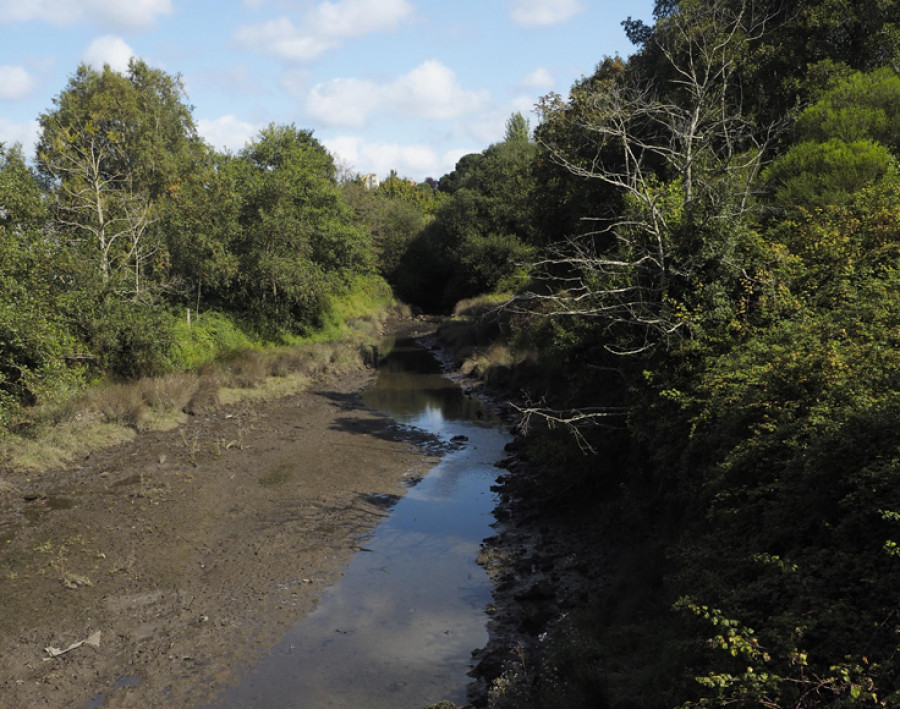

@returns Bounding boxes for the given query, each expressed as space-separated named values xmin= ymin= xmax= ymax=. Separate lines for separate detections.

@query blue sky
xmin=0 ymin=0 xmax=655 ymax=181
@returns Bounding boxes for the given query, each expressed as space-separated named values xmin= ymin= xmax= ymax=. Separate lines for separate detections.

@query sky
xmin=0 ymin=0 xmax=655 ymax=182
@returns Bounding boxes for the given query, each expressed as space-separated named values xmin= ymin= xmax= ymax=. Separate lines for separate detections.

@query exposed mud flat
xmin=0 ymin=361 xmax=439 ymax=708
xmin=0 ymin=322 xmax=605 ymax=709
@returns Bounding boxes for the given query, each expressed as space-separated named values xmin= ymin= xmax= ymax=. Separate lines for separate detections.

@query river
xmin=208 ymin=336 xmax=510 ymax=708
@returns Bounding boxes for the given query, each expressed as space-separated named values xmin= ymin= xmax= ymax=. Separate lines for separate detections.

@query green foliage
xmin=340 ymin=174 xmax=440 ymax=279
xmin=161 ymin=148 xmax=242 ymax=306
xmin=0 ymin=275 xmax=77 ymax=428
xmin=764 ymin=70 xmax=900 ymax=211
xmin=531 ymin=57 xmax=627 ymax=245
xmin=228 ymin=124 xmax=373 ymax=336
xmin=374 ymin=171 xmax=444 ymax=215
xmin=75 ymin=298 xmax=176 ymax=380
xmin=795 ymin=68 xmax=900 ymax=151
xmin=473 ymin=13 xmax=900 ymax=709
xmin=0 ymin=145 xmax=80 ymax=428
xmin=0 ymin=143 xmax=47 ymax=226
xmin=396 ymin=138 xmax=538 ymax=311
xmin=765 ymin=139 xmax=894 ymax=210
xmin=1 ymin=58 xmax=382 ymax=436
xmin=36 ymin=60 xmax=202 ymax=292
xmin=677 ymin=601 xmax=879 ymax=708
xmin=504 ymin=111 xmax=531 ymax=143
xmin=167 ymin=309 xmax=257 ymax=371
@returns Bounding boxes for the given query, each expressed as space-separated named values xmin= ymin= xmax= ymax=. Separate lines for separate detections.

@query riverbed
xmin=210 ymin=337 xmax=511 ymax=708
xmin=0 ymin=329 xmax=514 ymax=708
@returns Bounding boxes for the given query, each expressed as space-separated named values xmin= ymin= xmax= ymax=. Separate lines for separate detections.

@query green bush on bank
xmin=167 ymin=309 xmax=259 ymax=371
xmin=0 ymin=271 xmax=396 ymax=443
xmin=284 ymin=272 xmax=396 ymax=344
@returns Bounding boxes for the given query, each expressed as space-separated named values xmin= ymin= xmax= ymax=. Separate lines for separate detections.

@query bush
xmin=0 ymin=281 xmax=81 ymax=429
xmin=167 ymin=309 xmax=257 ymax=370
xmin=765 ymin=138 xmax=893 ymax=210
xmin=74 ymin=299 xmax=176 ymax=380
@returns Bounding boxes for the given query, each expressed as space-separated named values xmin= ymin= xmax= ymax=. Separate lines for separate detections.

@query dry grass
xmin=139 ymin=372 xmax=198 ymax=412
xmin=184 ymin=372 xmax=221 ymax=415
xmin=87 ymin=383 xmax=148 ymax=430
xmin=461 ymin=343 xmax=516 ymax=379
xmin=1 ymin=418 xmax=135 ymax=473
xmin=0 ymin=308 xmax=390 ymax=475
xmin=452 ymin=294 xmax=509 ymax=319
xmin=268 ymin=347 xmax=322 ymax=378
xmin=219 ymin=371 xmax=311 ymax=405
xmin=219 ymin=349 xmax=269 ymax=388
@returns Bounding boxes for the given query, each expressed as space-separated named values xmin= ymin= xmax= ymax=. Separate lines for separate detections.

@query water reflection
xmin=363 ymin=339 xmax=493 ymax=429
xmin=210 ymin=338 xmax=509 ymax=709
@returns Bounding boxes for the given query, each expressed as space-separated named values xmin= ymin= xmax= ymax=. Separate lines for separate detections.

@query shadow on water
xmin=208 ymin=338 xmax=510 ymax=709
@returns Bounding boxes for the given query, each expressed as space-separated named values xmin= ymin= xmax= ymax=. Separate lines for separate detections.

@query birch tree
xmin=37 ymin=61 xmax=199 ymax=297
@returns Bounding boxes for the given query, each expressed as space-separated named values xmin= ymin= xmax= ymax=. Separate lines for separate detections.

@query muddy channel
xmin=0 ymin=332 xmax=516 ymax=709
xmin=208 ymin=337 xmax=511 ymax=708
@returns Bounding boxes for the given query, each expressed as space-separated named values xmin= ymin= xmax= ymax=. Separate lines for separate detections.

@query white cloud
xmin=307 ymin=79 xmax=380 ymax=128
xmin=468 ymin=113 xmax=511 ymax=146
xmin=235 ymin=18 xmax=336 ymax=62
xmin=278 ymin=68 xmax=312 ymax=98
xmin=0 ymin=0 xmax=172 ymax=30
xmin=236 ymin=0 xmax=414 ymax=62
xmin=510 ymin=0 xmax=585 ymax=27
xmin=305 ymin=0 xmax=413 ymax=38
xmin=0 ymin=118 xmax=40 ymax=158
xmin=0 ymin=65 xmax=36 ymax=100
xmin=0 ymin=0 xmax=80 ymax=24
xmin=193 ymin=64 xmax=266 ymax=98
xmin=519 ymin=67 xmax=554 ymax=91
xmin=81 ymin=35 xmax=136 ymax=73
xmin=324 ymin=135 xmax=466 ymax=181
xmin=390 ymin=61 xmax=489 ymax=119
xmin=197 ymin=115 xmax=258 ymax=154
xmin=306 ymin=60 xmax=489 ymax=128
xmin=514 ymin=94 xmax=540 ymax=115
xmin=90 ymin=0 xmax=173 ymax=31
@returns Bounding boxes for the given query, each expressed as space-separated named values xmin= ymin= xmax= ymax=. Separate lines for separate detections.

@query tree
xmin=531 ymin=57 xmax=630 ymax=247
xmin=794 ymin=68 xmax=900 ymax=152
xmin=527 ymin=0 xmax=782 ymax=356
xmin=765 ymin=138 xmax=894 ymax=211
xmin=763 ymin=69 xmax=900 ymax=211
xmin=394 ymin=137 xmax=538 ymax=311
xmin=228 ymin=124 xmax=372 ymax=334
xmin=161 ymin=148 xmax=242 ymax=310
xmin=0 ymin=143 xmax=47 ymax=227
xmin=624 ymin=0 xmax=900 ymax=124
xmin=36 ymin=60 xmax=201 ymax=296
xmin=504 ymin=111 xmax=531 ymax=143
xmin=0 ymin=144 xmax=79 ymax=425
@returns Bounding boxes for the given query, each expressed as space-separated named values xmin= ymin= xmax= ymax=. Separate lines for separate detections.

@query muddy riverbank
xmin=0 ymin=323 xmax=447 ymax=708
xmin=418 ymin=335 xmax=610 ymax=709
xmin=0 ymin=319 xmax=603 ymax=709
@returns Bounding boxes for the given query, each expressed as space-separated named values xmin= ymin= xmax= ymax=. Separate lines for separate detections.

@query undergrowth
xmin=0 ymin=279 xmax=404 ymax=476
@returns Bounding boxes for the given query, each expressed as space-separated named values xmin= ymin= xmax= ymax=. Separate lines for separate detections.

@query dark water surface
xmin=210 ymin=338 xmax=510 ymax=708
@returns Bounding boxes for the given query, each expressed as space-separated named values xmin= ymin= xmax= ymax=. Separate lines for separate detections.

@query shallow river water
xmin=210 ymin=337 xmax=510 ymax=708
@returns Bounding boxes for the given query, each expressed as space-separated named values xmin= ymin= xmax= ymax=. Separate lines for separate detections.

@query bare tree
xmin=507 ymin=0 xmax=786 ymax=436
xmin=40 ymin=113 xmax=158 ymax=296
xmin=525 ymin=0 xmax=783 ymax=355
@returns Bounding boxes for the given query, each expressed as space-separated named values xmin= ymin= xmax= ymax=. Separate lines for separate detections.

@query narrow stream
xmin=210 ymin=337 xmax=510 ymax=708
